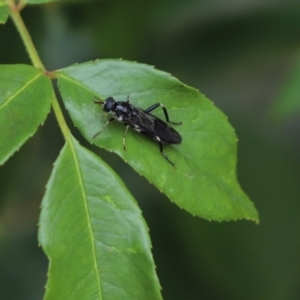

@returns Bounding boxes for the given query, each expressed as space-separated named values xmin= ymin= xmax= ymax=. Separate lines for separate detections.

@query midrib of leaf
xmin=67 ymin=135 xmax=103 ymax=299
xmin=57 ymin=73 xmax=95 ymax=94
xmin=0 ymin=72 xmax=42 ymax=110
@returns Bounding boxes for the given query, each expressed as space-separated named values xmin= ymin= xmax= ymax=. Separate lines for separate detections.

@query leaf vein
xmin=0 ymin=72 xmax=42 ymax=111
xmin=68 ymin=138 xmax=103 ymax=299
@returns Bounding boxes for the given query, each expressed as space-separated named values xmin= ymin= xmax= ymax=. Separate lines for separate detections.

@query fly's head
xmin=94 ymin=97 xmax=116 ymax=113
xmin=102 ymin=97 xmax=116 ymax=113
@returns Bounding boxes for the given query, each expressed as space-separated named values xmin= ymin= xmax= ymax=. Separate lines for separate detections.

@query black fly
xmin=93 ymin=96 xmax=182 ymax=168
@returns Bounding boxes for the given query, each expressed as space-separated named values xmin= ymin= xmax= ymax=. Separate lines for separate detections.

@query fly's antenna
xmin=94 ymin=97 xmax=104 ymax=105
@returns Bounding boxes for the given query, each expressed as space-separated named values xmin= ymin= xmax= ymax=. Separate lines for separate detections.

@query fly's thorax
xmin=114 ymin=102 xmax=136 ymax=122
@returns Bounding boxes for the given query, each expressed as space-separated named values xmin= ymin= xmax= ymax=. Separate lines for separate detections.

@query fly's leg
xmin=159 ymin=142 xmax=176 ymax=169
xmin=93 ymin=117 xmax=114 ymax=139
xmin=144 ymin=103 xmax=182 ymax=125
xmin=123 ymin=125 xmax=130 ymax=150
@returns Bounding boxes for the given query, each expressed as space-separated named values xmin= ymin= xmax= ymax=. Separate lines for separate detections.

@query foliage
xmin=0 ymin=0 xmax=9 ymax=23
xmin=0 ymin=1 xmax=262 ymax=299
xmin=272 ymin=53 xmax=300 ymax=119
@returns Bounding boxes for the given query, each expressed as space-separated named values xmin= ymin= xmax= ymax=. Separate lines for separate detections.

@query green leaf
xmin=25 ymin=0 xmax=59 ymax=4
xmin=0 ymin=0 xmax=9 ymax=24
xmin=272 ymin=54 xmax=300 ymax=119
xmin=56 ymin=59 xmax=259 ymax=222
xmin=39 ymin=135 xmax=162 ymax=300
xmin=0 ymin=64 xmax=52 ymax=165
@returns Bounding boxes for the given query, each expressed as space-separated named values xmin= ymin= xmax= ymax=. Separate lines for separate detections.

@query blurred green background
xmin=1 ymin=0 xmax=300 ymax=299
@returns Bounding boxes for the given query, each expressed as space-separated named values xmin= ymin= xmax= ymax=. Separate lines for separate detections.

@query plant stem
xmin=7 ymin=0 xmax=71 ymax=142
xmin=8 ymin=1 xmax=45 ymax=70
xmin=51 ymin=92 xmax=72 ymax=142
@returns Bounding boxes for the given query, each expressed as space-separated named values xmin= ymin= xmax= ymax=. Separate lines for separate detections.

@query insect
xmin=93 ymin=96 xmax=182 ymax=168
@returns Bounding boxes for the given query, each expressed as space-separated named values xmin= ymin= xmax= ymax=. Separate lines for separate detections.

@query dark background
xmin=1 ymin=0 xmax=300 ymax=299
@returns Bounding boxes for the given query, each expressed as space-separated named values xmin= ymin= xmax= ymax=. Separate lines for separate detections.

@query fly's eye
xmin=103 ymin=97 xmax=114 ymax=112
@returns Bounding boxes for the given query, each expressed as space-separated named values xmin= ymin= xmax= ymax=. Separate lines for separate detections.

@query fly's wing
xmin=151 ymin=116 xmax=182 ymax=144
xmin=126 ymin=109 xmax=182 ymax=145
